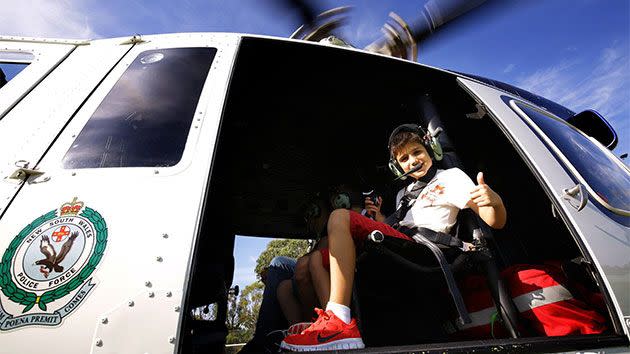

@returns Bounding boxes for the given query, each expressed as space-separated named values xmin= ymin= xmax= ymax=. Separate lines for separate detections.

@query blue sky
xmin=0 ymin=0 xmax=627 ymax=152
xmin=233 ymin=236 xmax=274 ymax=288
xmin=1 ymin=0 xmax=628 ymax=287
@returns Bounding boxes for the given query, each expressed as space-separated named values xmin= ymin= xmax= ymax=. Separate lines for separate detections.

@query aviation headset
xmin=387 ymin=123 xmax=443 ymax=180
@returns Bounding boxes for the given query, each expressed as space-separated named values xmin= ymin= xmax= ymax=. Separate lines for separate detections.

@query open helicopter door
xmin=457 ymin=77 xmax=630 ymax=341
xmin=0 ymin=33 xmax=239 ymax=354
xmin=0 ymin=37 xmax=131 ymax=216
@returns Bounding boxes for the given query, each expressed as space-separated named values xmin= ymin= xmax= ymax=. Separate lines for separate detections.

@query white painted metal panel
xmin=0 ymin=33 xmax=239 ymax=354
xmin=0 ymin=38 xmax=131 ymax=216
xmin=458 ymin=77 xmax=630 ymax=338
xmin=0 ymin=40 xmax=75 ymax=119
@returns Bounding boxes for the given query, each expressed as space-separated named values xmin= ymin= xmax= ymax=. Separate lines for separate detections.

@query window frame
xmin=0 ymin=51 xmax=34 ymax=84
xmin=509 ymin=98 xmax=630 ymax=217
xmin=61 ymin=46 xmax=218 ymax=170
xmin=50 ymin=40 xmax=229 ymax=177
xmin=0 ymin=41 xmax=77 ymax=121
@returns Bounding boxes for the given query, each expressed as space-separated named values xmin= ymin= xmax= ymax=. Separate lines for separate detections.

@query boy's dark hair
xmin=389 ymin=131 xmax=425 ymax=159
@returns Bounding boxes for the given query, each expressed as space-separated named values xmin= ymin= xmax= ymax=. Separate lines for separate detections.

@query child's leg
xmin=309 ymin=249 xmax=331 ymax=307
xmin=277 ymin=279 xmax=302 ymax=325
xmin=293 ymin=254 xmax=319 ymax=320
xmin=282 ymin=210 xmax=386 ymax=351
xmin=326 ymin=208 xmax=356 ymax=307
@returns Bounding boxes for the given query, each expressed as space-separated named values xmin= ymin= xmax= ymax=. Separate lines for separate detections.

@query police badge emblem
xmin=0 ymin=198 xmax=107 ymax=330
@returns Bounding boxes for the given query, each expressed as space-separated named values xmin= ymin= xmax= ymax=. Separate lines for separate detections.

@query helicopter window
xmin=512 ymin=101 xmax=630 ymax=220
xmin=0 ymin=63 xmax=29 ymax=89
xmin=0 ymin=51 xmax=34 ymax=89
xmin=62 ymin=47 xmax=216 ymax=169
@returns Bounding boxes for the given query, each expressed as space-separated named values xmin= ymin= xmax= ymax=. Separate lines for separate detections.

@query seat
xmin=352 ymin=209 xmax=519 ymax=346
xmin=350 ymin=95 xmax=520 ymax=346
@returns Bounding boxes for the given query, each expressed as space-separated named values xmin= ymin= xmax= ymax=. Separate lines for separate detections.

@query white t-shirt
xmin=396 ymin=168 xmax=475 ymax=234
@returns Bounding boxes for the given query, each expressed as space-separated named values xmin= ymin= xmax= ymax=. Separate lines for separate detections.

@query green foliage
xmin=254 ymin=239 xmax=309 ymax=278
xmin=237 ymin=281 xmax=264 ymax=331
xmin=225 ymin=281 xmax=264 ymax=345
xmin=225 ymin=238 xmax=309 ymax=348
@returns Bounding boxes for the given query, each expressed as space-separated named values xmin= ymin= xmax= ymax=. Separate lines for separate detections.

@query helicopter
xmin=0 ymin=0 xmax=628 ymax=353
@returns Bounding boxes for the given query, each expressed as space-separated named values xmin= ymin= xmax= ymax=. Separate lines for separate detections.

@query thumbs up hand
xmin=477 ymin=171 xmax=485 ymax=185
xmin=470 ymin=172 xmax=502 ymax=208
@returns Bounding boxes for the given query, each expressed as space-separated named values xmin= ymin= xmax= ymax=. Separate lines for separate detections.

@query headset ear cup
xmin=388 ymin=160 xmax=407 ymax=180
xmin=430 ymin=136 xmax=443 ymax=161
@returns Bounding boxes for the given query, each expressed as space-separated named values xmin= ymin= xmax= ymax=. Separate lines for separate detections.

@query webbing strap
xmin=386 ymin=181 xmax=426 ymax=227
xmin=398 ymin=226 xmax=463 ymax=248
xmin=412 ymin=233 xmax=471 ymax=325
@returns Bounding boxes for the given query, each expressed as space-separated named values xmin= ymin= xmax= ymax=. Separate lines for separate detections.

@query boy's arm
xmin=467 ymin=172 xmax=507 ymax=229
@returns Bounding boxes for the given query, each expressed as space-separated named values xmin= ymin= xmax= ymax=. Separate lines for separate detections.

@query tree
xmin=237 ymin=281 xmax=265 ymax=332
xmin=254 ymin=239 xmax=310 ymax=278
xmin=226 ymin=238 xmax=309 ymax=350
xmin=226 ymin=281 xmax=265 ymax=346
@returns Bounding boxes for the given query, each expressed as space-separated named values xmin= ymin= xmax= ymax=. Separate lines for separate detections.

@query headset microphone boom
xmin=394 ymin=163 xmax=424 ymax=181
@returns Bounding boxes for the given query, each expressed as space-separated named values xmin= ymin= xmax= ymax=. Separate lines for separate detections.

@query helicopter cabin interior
xmin=181 ymin=37 xmax=625 ymax=353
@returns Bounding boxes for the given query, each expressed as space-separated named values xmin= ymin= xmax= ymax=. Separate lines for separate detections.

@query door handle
xmin=562 ymin=184 xmax=588 ymax=211
xmin=9 ymin=160 xmax=50 ymax=184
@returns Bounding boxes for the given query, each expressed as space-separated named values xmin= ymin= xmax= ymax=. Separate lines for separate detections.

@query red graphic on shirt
xmin=420 ymin=183 xmax=445 ymax=205
xmin=52 ymin=226 xmax=70 ymax=242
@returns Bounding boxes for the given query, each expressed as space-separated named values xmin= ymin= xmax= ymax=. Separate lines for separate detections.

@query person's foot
xmin=280 ymin=308 xmax=364 ymax=351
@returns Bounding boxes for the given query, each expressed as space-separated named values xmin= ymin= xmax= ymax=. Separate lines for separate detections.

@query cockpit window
xmin=0 ymin=64 xmax=27 ymax=88
xmin=0 ymin=51 xmax=34 ymax=89
xmin=511 ymin=101 xmax=630 ymax=217
xmin=62 ymin=47 xmax=216 ymax=168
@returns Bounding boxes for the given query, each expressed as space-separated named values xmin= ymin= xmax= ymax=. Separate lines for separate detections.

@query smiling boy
xmin=280 ymin=124 xmax=507 ymax=352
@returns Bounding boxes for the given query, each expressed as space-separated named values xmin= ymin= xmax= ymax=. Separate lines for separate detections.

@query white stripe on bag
xmin=457 ymin=284 xmax=574 ymax=330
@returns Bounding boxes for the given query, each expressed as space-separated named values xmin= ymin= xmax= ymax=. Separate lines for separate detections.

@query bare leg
xmin=309 ymin=250 xmax=331 ymax=307
xmin=277 ymin=279 xmax=302 ymax=325
xmin=326 ymin=209 xmax=355 ymax=306
xmin=293 ymin=255 xmax=318 ymax=320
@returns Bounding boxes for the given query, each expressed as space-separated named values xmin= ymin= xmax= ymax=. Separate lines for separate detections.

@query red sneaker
xmin=281 ymin=308 xmax=365 ymax=351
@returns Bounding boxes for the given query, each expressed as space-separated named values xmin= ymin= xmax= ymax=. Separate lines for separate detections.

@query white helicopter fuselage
xmin=0 ymin=33 xmax=628 ymax=354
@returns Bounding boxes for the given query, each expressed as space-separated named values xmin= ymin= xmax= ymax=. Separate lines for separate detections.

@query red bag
xmin=456 ymin=263 xmax=608 ymax=338
xmin=455 ymin=274 xmax=506 ymax=339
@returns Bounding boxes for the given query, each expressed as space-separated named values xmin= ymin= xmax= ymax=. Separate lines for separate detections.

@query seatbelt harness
xmin=386 ymin=179 xmax=464 ymax=249
xmin=385 ymin=180 xmax=426 ymax=228
xmin=399 ymin=226 xmax=463 ymax=248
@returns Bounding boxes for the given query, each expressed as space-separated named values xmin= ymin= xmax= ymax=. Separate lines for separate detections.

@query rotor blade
xmin=365 ymin=0 xmax=520 ymax=60
xmin=412 ymin=0 xmax=489 ymax=42
xmin=290 ymin=6 xmax=352 ymax=40
xmin=273 ymin=0 xmax=320 ymax=29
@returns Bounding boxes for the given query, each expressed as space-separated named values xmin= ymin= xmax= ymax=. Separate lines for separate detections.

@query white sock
xmin=326 ymin=301 xmax=351 ymax=324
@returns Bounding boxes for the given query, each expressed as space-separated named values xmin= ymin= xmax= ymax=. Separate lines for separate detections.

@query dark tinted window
xmin=514 ymin=102 xmax=630 ymax=215
xmin=63 ymin=47 xmax=216 ymax=168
